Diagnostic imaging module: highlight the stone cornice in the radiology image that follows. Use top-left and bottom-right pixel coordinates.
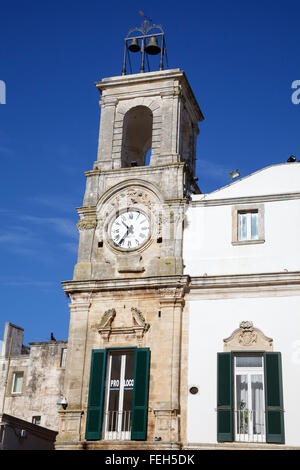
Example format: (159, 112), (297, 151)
(96, 69), (183, 88)
(95, 69), (204, 122)
(76, 206), (96, 216)
(62, 272), (300, 298)
(191, 191), (300, 207)
(61, 275), (190, 296)
(85, 162), (186, 178)
(189, 271), (300, 290)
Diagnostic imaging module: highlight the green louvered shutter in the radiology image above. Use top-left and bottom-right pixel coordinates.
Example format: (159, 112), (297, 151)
(131, 348), (150, 440)
(85, 349), (107, 440)
(217, 352), (234, 442)
(264, 352), (285, 444)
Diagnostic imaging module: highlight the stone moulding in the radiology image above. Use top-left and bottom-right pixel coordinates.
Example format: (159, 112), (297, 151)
(223, 321), (273, 352)
(97, 307), (150, 343)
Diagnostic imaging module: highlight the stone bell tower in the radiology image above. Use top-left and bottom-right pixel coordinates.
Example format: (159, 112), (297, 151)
(74, 69), (203, 281)
(56, 26), (204, 449)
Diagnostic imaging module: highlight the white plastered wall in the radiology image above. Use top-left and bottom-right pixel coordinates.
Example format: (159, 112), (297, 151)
(184, 198), (300, 276)
(186, 295), (300, 446)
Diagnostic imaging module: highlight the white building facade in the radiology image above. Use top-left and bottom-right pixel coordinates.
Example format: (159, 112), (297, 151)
(184, 163), (300, 448)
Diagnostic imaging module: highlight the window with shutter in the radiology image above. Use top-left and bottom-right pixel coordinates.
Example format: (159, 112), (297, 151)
(217, 351), (285, 445)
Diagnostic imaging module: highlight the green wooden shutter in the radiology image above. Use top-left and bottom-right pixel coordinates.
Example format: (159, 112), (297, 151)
(264, 352), (285, 444)
(131, 348), (150, 440)
(85, 349), (107, 440)
(217, 352), (234, 442)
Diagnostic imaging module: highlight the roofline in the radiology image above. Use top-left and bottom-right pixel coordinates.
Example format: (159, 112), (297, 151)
(200, 162), (300, 198)
(29, 340), (67, 346)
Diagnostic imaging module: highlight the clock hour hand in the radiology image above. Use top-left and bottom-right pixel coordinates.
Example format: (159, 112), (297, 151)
(119, 224), (134, 245)
(119, 229), (129, 245)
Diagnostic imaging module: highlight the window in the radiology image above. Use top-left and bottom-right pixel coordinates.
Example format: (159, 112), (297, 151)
(234, 354), (265, 443)
(232, 204), (265, 245)
(103, 350), (135, 440)
(60, 348), (67, 368)
(32, 416), (41, 426)
(217, 352), (285, 444)
(85, 348), (150, 441)
(238, 211), (258, 241)
(12, 372), (24, 394)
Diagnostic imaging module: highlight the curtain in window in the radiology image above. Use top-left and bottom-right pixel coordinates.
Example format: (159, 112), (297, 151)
(251, 374), (264, 435)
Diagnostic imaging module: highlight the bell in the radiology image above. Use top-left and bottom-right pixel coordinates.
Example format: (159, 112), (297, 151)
(128, 38), (141, 53)
(145, 36), (161, 55)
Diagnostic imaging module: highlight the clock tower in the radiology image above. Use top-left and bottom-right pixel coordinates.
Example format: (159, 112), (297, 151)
(56, 30), (204, 449)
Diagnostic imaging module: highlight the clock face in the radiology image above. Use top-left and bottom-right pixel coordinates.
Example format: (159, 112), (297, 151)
(110, 210), (150, 250)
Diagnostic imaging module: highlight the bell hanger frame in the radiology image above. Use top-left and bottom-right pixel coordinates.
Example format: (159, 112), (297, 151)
(122, 19), (169, 75)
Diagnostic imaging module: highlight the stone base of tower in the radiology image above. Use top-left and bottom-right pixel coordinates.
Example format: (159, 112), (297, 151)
(56, 407), (182, 450)
(55, 440), (182, 451)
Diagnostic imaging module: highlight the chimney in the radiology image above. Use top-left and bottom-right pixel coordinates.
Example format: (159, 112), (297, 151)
(1, 323), (24, 357)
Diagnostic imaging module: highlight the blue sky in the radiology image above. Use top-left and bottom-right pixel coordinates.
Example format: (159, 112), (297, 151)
(0, 0), (299, 345)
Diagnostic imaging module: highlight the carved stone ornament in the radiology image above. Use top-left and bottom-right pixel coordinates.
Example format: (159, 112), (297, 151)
(97, 307), (150, 343)
(98, 308), (116, 329)
(159, 287), (177, 297)
(105, 188), (155, 215)
(223, 321), (273, 352)
(77, 219), (97, 231)
(131, 307), (150, 331)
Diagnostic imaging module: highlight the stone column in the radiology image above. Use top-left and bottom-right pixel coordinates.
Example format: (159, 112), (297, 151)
(56, 295), (91, 443)
(73, 213), (97, 281)
(159, 90), (181, 163)
(152, 288), (184, 443)
(96, 97), (118, 169)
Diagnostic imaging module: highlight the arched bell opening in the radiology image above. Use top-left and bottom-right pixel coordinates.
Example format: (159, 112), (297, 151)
(121, 106), (153, 168)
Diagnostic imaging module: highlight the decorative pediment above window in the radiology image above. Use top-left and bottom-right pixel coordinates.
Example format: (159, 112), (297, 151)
(223, 321), (273, 352)
(97, 307), (150, 343)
